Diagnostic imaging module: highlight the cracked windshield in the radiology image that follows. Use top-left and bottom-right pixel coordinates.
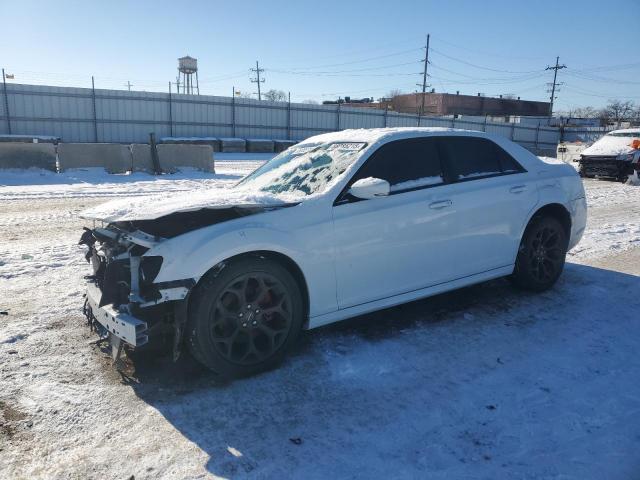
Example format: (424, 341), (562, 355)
(238, 142), (367, 195)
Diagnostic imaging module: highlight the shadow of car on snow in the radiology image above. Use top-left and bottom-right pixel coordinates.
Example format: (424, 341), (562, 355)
(116, 263), (640, 478)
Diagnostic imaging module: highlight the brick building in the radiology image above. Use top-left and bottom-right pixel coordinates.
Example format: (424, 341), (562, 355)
(384, 92), (550, 117)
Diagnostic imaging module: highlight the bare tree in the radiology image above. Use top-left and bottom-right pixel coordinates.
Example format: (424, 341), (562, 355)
(572, 106), (599, 118)
(263, 89), (287, 102)
(600, 99), (635, 125)
(236, 91), (253, 99)
(301, 99), (319, 104)
(385, 89), (403, 99)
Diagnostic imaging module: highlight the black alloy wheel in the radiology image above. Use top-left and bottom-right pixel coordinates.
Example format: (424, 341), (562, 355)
(187, 256), (304, 378)
(511, 216), (568, 291)
(210, 272), (293, 366)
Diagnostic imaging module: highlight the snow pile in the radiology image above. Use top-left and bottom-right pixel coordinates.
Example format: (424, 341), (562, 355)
(160, 136), (219, 141)
(626, 171), (640, 186)
(0, 134), (60, 142)
(569, 222), (640, 259)
(0, 159), (269, 201)
(581, 133), (638, 157)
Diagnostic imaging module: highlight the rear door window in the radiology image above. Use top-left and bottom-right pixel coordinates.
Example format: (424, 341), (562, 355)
(497, 148), (525, 174)
(439, 136), (523, 181)
(350, 137), (444, 194)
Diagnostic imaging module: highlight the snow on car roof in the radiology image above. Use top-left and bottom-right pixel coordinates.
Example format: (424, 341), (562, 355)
(609, 128), (640, 135)
(298, 127), (483, 147)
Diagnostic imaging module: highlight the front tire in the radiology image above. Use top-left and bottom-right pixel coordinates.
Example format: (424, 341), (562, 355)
(511, 216), (568, 292)
(186, 256), (304, 378)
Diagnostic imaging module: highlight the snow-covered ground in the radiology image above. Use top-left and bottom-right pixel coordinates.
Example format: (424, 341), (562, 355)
(1, 156), (640, 479)
(0, 154), (267, 200)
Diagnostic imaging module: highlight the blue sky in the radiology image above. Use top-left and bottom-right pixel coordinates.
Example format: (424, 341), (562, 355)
(1, 0), (638, 110)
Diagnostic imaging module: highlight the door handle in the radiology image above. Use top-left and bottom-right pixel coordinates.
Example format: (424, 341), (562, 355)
(509, 185), (527, 194)
(429, 200), (452, 209)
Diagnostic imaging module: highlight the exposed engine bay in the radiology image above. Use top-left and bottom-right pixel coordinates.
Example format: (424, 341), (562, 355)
(79, 206), (272, 360)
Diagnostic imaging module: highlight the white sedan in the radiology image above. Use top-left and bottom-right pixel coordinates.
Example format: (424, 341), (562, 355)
(80, 128), (587, 377)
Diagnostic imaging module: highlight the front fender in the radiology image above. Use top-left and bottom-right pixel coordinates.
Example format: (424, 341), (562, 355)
(149, 224), (305, 283)
(144, 205), (338, 318)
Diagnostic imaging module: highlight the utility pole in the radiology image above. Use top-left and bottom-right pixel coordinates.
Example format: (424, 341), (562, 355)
(125, 81), (133, 92)
(250, 60), (265, 100)
(175, 76), (181, 94)
(545, 56), (566, 121)
(417, 34), (430, 125)
(2, 68), (11, 134)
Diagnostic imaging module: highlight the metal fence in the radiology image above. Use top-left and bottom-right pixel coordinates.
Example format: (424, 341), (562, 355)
(0, 83), (608, 152)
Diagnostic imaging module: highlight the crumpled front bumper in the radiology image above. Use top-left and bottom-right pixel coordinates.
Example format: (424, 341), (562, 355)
(579, 157), (633, 178)
(84, 283), (148, 347)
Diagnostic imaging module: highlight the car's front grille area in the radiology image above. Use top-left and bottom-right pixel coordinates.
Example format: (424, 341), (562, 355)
(580, 157), (632, 178)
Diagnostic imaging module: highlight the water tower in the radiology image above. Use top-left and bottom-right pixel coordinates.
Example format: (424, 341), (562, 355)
(178, 55), (199, 95)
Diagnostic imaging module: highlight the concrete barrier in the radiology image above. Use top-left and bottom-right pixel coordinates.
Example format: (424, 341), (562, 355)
(157, 144), (214, 172)
(58, 143), (131, 173)
(131, 144), (153, 173)
(220, 138), (246, 153)
(0, 134), (60, 144)
(246, 138), (275, 153)
(0, 142), (57, 170)
(161, 137), (221, 152)
(274, 140), (297, 152)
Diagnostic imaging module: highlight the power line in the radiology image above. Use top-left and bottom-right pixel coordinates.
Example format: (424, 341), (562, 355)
(293, 82), (418, 98)
(429, 47), (543, 74)
(267, 60), (419, 75)
(279, 47), (422, 71)
(562, 84), (640, 99)
(277, 36), (425, 66)
(268, 70), (419, 78)
(428, 34), (548, 61)
(198, 70), (248, 83)
(428, 72), (547, 86)
(571, 61), (640, 74)
(428, 63), (547, 84)
(564, 71), (640, 86)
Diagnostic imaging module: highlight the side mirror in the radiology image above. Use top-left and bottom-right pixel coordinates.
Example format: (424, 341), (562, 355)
(348, 177), (390, 200)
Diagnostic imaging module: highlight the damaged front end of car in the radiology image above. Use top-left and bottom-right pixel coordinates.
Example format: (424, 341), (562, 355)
(79, 206), (274, 363)
(79, 223), (196, 362)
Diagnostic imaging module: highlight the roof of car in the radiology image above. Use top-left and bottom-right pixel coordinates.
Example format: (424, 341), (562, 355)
(299, 127), (486, 146)
(609, 128), (640, 134)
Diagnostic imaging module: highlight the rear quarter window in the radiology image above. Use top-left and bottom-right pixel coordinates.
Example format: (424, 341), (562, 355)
(439, 136), (524, 180)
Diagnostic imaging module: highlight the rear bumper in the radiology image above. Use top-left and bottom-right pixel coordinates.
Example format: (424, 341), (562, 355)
(84, 283), (149, 347)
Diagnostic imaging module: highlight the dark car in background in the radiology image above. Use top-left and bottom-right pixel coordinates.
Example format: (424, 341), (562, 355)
(578, 129), (640, 182)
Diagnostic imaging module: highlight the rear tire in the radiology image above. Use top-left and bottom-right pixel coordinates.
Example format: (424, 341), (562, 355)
(186, 256), (304, 378)
(511, 216), (568, 292)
